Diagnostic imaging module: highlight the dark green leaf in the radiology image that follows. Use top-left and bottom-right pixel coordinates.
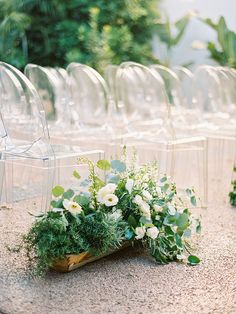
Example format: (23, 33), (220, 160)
(128, 215), (137, 228)
(188, 255), (200, 266)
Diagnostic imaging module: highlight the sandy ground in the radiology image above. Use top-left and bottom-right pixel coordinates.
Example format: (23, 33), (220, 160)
(0, 198), (236, 314)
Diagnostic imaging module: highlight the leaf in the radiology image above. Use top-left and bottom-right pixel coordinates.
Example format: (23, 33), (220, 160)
(74, 194), (90, 206)
(188, 255), (200, 266)
(160, 176), (167, 182)
(94, 176), (105, 189)
(63, 189), (74, 200)
(176, 213), (189, 230)
(172, 13), (191, 46)
(106, 174), (120, 184)
(128, 215), (137, 228)
(73, 170), (81, 180)
(125, 229), (134, 240)
(186, 188), (192, 196)
(140, 216), (152, 225)
(190, 196), (197, 207)
(111, 160), (126, 173)
(52, 185), (64, 197)
(97, 159), (111, 170)
(183, 229), (191, 238)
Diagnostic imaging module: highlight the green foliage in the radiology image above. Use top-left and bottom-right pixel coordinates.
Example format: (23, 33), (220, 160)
(0, 0), (160, 71)
(23, 156), (201, 276)
(154, 13), (192, 65)
(229, 166), (236, 206)
(201, 16), (236, 68)
(77, 212), (127, 256)
(24, 210), (126, 276)
(187, 255), (200, 266)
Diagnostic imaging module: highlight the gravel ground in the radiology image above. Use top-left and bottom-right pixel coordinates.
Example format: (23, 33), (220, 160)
(1, 199), (236, 314)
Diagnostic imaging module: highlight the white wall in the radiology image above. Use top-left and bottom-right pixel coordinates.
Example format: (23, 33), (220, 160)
(154, 0), (236, 67)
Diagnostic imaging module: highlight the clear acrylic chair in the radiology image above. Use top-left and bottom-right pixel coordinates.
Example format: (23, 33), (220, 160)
(192, 65), (236, 204)
(24, 64), (72, 130)
(0, 62), (103, 211)
(116, 62), (207, 207)
(64, 63), (119, 156)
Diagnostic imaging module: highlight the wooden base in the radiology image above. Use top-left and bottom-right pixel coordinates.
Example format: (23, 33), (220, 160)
(52, 242), (130, 272)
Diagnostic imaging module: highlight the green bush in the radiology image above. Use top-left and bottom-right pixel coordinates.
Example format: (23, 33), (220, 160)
(0, 0), (160, 71)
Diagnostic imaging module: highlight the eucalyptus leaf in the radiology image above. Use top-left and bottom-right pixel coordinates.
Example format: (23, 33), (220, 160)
(52, 185), (64, 197)
(111, 160), (126, 173)
(190, 196), (197, 207)
(188, 255), (200, 266)
(73, 170), (81, 180)
(63, 189), (74, 200)
(97, 159), (111, 170)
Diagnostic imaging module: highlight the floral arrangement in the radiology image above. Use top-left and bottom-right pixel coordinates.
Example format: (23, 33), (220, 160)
(24, 154), (201, 276)
(229, 166), (236, 206)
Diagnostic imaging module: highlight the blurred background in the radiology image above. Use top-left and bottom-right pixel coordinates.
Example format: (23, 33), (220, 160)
(0, 0), (236, 71)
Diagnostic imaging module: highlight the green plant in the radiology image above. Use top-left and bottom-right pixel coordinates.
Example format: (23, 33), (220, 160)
(154, 13), (192, 66)
(23, 154), (201, 276)
(200, 16), (236, 68)
(0, 0), (160, 71)
(229, 166), (236, 206)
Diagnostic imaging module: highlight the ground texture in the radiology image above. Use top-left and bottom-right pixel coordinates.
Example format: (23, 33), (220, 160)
(1, 200), (236, 314)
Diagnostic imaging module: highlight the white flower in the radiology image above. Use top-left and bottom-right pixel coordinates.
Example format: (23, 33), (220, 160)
(142, 190), (152, 201)
(146, 226), (159, 239)
(103, 193), (119, 207)
(191, 40), (207, 50)
(125, 179), (134, 194)
(153, 204), (162, 212)
(156, 186), (162, 195)
(168, 205), (176, 216)
(63, 199), (83, 215)
(140, 201), (151, 217)
(105, 183), (117, 193)
(133, 195), (143, 206)
(135, 226), (146, 240)
(97, 183), (117, 203)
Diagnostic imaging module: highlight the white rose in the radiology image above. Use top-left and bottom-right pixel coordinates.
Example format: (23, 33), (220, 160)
(142, 190), (152, 201)
(63, 199), (83, 215)
(135, 226), (146, 240)
(146, 226), (159, 239)
(125, 179), (134, 194)
(153, 204), (162, 212)
(103, 193), (119, 207)
(133, 195), (143, 206)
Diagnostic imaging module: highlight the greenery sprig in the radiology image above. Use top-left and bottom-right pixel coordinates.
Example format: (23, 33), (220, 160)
(229, 165), (236, 206)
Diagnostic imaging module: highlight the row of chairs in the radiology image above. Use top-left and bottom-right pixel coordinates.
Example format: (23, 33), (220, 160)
(1, 61), (235, 211)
